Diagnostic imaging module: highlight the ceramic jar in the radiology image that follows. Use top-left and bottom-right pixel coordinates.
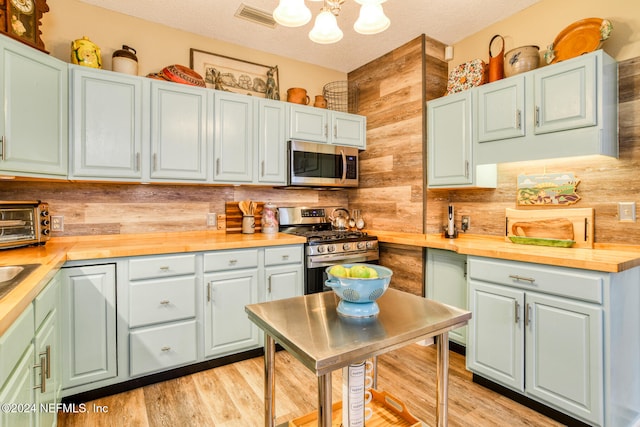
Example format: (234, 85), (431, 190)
(287, 87), (310, 105)
(112, 45), (138, 75)
(71, 36), (102, 69)
(313, 95), (327, 108)
(261, 202), (278, 234)
(504, 45), (540, 77)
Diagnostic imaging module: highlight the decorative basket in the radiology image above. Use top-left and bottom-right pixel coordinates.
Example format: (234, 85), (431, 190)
(323, 81), (359, 113)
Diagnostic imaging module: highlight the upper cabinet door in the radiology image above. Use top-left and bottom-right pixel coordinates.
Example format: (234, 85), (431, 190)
(213, 92), (254, 183)
(287, 104), (329, 143)
(0, 37), (68, 177)
(256, 98), (286, 185)
(427, 91), (473, 186)
(477, 75), (526, 142)
(331, 111), (366, 148)
(69, 66), (144, 180)
(150, 80), (209, 182)
(534, 53), (597, 135)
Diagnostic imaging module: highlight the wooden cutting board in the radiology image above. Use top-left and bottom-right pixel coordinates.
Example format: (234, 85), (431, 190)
(505, 208), (594, 248)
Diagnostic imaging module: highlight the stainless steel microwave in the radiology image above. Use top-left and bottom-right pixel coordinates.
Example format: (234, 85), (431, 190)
(287, 140), (358, 188)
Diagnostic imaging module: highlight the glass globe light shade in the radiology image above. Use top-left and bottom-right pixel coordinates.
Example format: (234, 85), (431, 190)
(309, 10), (344, 44)
(354, 2), (390, 35)
(273, 0), (312, 27)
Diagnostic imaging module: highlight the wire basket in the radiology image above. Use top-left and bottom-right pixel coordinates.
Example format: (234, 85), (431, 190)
(323, 81), (359, 113)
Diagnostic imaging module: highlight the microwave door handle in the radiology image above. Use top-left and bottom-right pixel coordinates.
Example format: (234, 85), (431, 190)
(340, 149), (347, 183)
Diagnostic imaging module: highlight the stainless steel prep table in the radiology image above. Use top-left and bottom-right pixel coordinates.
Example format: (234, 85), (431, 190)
(245, 288), (472, 427)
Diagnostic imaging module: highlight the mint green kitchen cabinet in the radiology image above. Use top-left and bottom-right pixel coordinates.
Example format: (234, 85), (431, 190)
(427, 91), (497, 188)
(264, 245), (304, 301)
(213, 91), (254, 183)
(60, 264), (117, 392)
(466, 256), (640, 426)
(203, 249), (260, 357)
(286, 104), (366, 149)
(475, 50), (617, 164)
(127, 254), (198, 377)
(69, 65), (144, 180)
(150, 80), (210, 182)
(0, 274), (61, 427)
(426, 249), (467, 345)
(0, 305), (35, 427)
(0, 35), (68, 178)
(256, 98), (287, 185)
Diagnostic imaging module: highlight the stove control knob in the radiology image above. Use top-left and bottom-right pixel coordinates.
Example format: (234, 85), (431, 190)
(357, 241), (366, 250)
(343, 243), (351, 251)
(366, 241), (376, 249)
(327, 244), (336, 253)
(316, 245), (326, 253)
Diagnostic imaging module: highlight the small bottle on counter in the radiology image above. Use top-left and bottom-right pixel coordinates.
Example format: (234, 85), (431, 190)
(261, 202), (278, 234)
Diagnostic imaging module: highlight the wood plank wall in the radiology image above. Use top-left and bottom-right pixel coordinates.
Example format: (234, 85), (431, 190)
(347, 35), (448, 296)
(0, 182), (347, 235)
(427, 56), (640, 244)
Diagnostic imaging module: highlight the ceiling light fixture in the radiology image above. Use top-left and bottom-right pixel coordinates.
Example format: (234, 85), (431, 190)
(273, 0), (390, 44)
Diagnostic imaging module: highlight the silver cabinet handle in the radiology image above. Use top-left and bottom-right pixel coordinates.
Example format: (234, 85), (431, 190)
(43, 345), (51, 379)
(324, 123), (328, 137)
(282, 254), (289, 261)
(135, 152), (141, 172)
(153, 153), (158, 171)
(514, 301), (520, 324)
(216, 158), (220, 175)
(465, 161), (469, 178)
(0, 135), (4, 161)
(33, 355), (46, 393)
(160, 300), (170, 305)
(159, 266), (170, 272)
(161, 346), (171, 352)
(516, 109), (522, 129)
(535, 106), (540, 127)
(268, 275), (272, 293)
(525, 303), (531, 326)
(509, 274), (535, 284)
(334, 124), (337, 139)
(229, 259), (237, 265)
(261, 160), (265, 177)
(207, 282), (214, 302)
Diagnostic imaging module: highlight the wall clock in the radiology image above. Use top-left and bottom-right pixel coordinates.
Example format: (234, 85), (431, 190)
(1, 0), (49, 52)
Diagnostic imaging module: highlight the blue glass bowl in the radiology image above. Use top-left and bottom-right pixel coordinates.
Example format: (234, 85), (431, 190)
(325, 264), (393, 317)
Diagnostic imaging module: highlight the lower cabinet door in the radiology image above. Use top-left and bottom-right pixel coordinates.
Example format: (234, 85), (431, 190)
(60, 264), (117, 389)
(525, 292), (603, 425)
(467, 280), (525, 392)
(34, 312), (59, 427)
(0, 345), (36, 427)
(204, 269), (260, 357)
(129, 320), (197, 377)
(265, 264), (303, 302)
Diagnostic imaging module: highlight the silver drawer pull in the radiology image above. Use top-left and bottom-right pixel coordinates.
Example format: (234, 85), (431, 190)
(161, 346), (171, 352)
(229, 259), (238, 265)
(282, 255), (289, 260)
(159, 266), (170, 272)
(508, 274), (535, 284)
(160, 300), (170, 305)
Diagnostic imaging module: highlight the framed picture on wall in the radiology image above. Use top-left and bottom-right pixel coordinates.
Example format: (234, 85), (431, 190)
(189, 48), (279, 99)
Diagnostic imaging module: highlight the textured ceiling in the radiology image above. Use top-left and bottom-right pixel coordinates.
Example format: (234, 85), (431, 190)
(79, 0), (540, 72)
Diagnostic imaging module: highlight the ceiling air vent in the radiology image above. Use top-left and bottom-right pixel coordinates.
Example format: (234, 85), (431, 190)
(235, 4), (277, 29)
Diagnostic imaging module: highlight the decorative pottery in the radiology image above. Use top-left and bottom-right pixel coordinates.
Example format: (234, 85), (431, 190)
(112, 45), (138, 76)
(446, 59), (486, 95)
(161, 64), (206, 87)
(71, 36), (102, 69)
(504, 45), (540, 77)
(488, 35), (505, 82)
(313, 95), (327, 108)
(287, 87), (310, 105)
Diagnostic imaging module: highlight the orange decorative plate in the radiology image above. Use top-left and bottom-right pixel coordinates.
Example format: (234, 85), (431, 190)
(544, 18), (612, 64)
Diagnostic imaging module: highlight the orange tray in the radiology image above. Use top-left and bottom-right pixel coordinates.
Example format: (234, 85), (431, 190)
(288, 389), (421, 427)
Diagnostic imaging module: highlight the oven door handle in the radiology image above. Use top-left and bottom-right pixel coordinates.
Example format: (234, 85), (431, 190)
(307, 252), (379, 269)
(340, 149), (347, 183)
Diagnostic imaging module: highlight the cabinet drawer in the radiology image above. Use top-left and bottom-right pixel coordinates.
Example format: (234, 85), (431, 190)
(129, 254), (196, 280)
(129, 320), (197, 377)
(468, 257), (603, 303)
(265, 245), (303, 266)
(0, 305), (34, 389)
(34, 276), (60, 327)
(129, 276), (196, 328)
(204, 249), (258, 272)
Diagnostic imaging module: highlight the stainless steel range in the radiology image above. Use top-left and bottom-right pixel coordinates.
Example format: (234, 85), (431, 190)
(278, 206), (379, 294)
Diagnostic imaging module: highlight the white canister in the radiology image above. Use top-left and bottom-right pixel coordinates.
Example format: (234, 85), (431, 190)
(112, 45), (138, 75)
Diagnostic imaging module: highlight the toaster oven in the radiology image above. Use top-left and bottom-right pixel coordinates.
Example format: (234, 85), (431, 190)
(0, 201), (51, 250)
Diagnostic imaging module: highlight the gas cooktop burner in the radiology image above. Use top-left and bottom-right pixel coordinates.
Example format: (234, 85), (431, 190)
(304, 230), (369, 243)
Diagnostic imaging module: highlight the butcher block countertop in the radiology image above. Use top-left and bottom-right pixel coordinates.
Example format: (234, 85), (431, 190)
(372, 230), (640, 273)
(0, 231), (306, 336)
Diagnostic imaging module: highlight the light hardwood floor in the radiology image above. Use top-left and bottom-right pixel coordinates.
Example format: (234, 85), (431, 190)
(58, 344), (564, 427)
